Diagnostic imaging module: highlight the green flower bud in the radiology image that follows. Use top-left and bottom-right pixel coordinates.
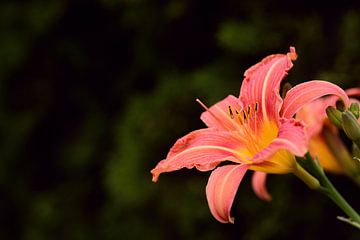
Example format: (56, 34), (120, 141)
(326, 106), (343, 129)
(349, 102), (360, 119)
(336, 100), (346, 112)
(342, 111), (360, 141)
(281, 82), (292, 99)
(352, 143), (360, 159)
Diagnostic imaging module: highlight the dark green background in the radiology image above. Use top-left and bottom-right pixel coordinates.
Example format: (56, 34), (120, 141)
(1, 1), (360, 239)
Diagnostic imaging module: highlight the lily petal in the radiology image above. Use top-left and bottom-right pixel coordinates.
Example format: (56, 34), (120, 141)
(206, 164), (248, 223)
(309, 134), (343, 173)
(200, 95), (243, 131)
(346, 88), (360, 97)
(296, 97), (337, 138)
(251, 118), (307, 173)
(251, 172), (272, 201)
(151, 128), (244, 182)
(239, 47), (296, 123)
(253, 118), (307, 161)
(281, 80), (350, 118)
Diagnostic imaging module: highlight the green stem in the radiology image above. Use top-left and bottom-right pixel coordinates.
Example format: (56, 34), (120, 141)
(297, 153), (360, 227)
(293, 163), (320, 189)
(317, 170), (360, 223)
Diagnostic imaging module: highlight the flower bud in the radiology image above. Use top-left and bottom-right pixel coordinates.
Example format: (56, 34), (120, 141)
(336, 100), (346, 112)
(342, 111), (360, 141)
(326, 106), (343, 129)
(352, 143), (360, 159)
(281, 82), (292, 98)
(349, 102), (359, 119)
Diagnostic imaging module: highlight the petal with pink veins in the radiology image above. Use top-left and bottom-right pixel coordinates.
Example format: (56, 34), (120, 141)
(199, 95), (243, 131)
(281, 80), (350, 118)
(251, 172), (272, 201)
(296, 97), (337, 138)
(346, 88), (360, 97)
(252, 118), (307, 164)
(239, 47), (297, 123)
(151, 128), (245, 182)
(206, 164), (248, 223)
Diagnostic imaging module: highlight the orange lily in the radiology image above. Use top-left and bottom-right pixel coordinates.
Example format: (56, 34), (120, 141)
(151, 47), (350, 223)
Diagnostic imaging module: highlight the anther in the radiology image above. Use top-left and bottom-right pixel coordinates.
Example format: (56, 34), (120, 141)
(235, 110), (243, 124)
(254, 102), (259, 112)
(247, 106), (252, 118)
(242, 110), (248, 123)
(228, 106), (234, 119)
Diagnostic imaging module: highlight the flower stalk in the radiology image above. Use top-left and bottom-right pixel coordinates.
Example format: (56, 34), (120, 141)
(297, 153), (360, 229)
(293, 163), (320, 189)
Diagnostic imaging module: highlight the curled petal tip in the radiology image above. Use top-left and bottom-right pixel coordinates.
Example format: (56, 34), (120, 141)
(252, 172), (272, 201)
(151, 169), (159, 182)
(289, 46), (297, 61)
(281, 80), (350, 118)
(206, 164), (248, 224)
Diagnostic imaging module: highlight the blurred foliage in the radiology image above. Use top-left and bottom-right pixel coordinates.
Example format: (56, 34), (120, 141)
(0, 0), (360, 239)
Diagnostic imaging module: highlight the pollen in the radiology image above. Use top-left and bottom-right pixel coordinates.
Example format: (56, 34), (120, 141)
(228, 106), (234, 119)
(247, 105), (251, 117)
(242, 110), (247, 122)
(228, 102), (259, 125)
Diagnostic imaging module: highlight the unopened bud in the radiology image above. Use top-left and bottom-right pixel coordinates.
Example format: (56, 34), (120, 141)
(326, 106), (343, 129)
(342, 111), (360, 141)
(336, 100), (346, 112)
(349, 102), (359, 119)
(353, 143), (360, 159)
(281, 83), (292, 98)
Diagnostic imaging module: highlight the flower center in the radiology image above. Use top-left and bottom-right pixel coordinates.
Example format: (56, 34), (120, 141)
(228, 103), (278, 162)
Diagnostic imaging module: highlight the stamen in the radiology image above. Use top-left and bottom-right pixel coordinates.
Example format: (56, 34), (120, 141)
(242, 110), (248, 123)
(254, 103), (258, 135)
(227, 103), (260, 127)
(228, 106), (234, 119)
(235, 110), (243, 125)
(247, 105), (252, 118)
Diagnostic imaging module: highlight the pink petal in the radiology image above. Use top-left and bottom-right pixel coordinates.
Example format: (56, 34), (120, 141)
(296, 87), (360, 137)
(206, 164), (248, 223)
(295, 97), (337, 138)
(252, 118), (307, 164)
(281, 80), (350, 118)
(251, 172), (272, 201)
(199, 95), (243, 131)
(346, 88), (360, 97)
(151, 128), (244, 182)
(239, 47), (296, 123)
